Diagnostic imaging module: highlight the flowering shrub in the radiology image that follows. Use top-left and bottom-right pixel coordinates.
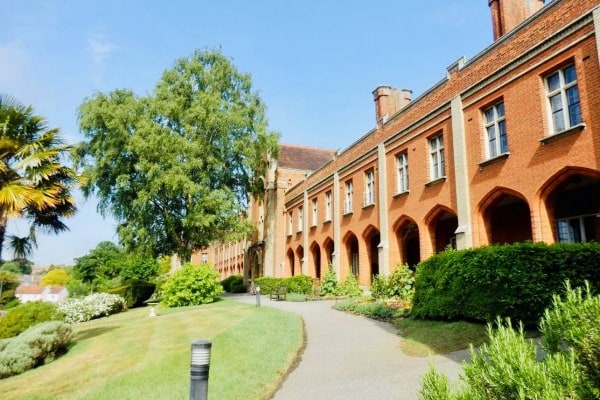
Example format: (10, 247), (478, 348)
(57, 293), (126, 323)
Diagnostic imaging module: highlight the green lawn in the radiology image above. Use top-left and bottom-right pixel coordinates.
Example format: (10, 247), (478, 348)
(395, 318), (488, 356)
(2, 298), (303, 400)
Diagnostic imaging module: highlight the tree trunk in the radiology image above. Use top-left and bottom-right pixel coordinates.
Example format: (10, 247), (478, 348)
(0, 212), (7, 262)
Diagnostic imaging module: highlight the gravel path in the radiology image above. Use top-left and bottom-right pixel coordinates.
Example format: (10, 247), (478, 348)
(231, 295), (469, 400)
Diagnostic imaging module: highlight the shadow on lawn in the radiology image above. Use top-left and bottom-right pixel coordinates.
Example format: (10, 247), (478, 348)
(75, 325), (120, 341)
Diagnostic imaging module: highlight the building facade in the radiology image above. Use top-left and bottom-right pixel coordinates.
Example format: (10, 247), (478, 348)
(202, 0), (600, 286)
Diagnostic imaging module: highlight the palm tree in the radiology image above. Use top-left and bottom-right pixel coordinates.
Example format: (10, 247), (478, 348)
(0, 94), (77, 261)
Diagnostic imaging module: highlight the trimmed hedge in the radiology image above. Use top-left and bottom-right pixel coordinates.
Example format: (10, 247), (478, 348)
(221, 275), (245, 293)
(107, 280), (156, 308)
(412, 242), (600, 325)
(254, 275), (313, 295)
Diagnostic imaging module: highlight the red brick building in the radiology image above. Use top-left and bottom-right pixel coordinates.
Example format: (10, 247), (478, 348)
(201, 0), (600, 286)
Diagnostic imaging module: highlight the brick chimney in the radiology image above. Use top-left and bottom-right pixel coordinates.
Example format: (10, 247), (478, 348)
(373, 86), (412, 124)
(488, 0), (544, 40)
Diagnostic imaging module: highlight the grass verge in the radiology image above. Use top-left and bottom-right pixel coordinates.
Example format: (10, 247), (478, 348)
(2, 298), (302, 400)
(395, 318), (488, 356)
(333, 297), (489, 356)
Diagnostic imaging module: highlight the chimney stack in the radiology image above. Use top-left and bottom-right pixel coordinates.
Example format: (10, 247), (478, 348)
(488, 0), (544, 40)
(373, 86), (412, 124)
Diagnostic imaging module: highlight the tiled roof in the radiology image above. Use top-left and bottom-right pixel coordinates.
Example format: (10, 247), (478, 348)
(278, 143), (335, 171)
(16, 284), (44, 295)
(15, 284), (66, 295)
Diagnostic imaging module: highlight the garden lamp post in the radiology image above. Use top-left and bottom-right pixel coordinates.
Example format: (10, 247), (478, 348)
(190, 339), (211, 400)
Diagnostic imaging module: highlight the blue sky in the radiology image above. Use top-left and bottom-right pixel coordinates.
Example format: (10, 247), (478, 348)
(0, 1), (493, 266)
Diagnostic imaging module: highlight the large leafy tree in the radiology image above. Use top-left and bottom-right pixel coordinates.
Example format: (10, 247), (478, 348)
(76, 49), (279, 260)
(0, 94), (77, 261)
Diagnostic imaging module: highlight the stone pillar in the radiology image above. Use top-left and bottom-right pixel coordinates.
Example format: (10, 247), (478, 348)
(377, 143), (390, 276)
(333, 171), (341, 278)
(302, 191), (309, 275)
(594, 8), (600, 68)
(451, 96), (473, 249)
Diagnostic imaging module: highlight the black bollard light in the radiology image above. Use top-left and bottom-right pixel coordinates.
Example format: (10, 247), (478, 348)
(255, 285), (261, 307)
(190, 339), (211, 400)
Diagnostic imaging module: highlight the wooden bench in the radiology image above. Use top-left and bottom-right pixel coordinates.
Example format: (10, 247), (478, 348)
(269, 286), (287, 301)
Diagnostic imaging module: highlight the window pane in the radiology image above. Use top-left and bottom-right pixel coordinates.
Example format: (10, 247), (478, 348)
(496, 102), (505, 118)
(547, 72), (560, 92)
(484, 108), (495, 123)
(566, 86), (581, 126)
(563, 65), (577, 84)
(498, 120), (508, 154)
(487, 126), (497, 157)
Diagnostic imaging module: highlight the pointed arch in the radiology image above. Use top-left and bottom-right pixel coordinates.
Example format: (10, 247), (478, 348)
(424, 204), (458, 253)
(392, 215), (421, 268)
(538, 167), (600, 243)
(478, 187), (532, 244)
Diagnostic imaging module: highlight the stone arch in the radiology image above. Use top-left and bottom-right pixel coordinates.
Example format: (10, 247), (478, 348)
(295, 245), (304, 276)
(285, 248), (294, 277)
(342, 231), (359, 279)
(393, 215), (421, 268)
(309, 241), (322, 279)
(478, 187), (533, 244)
(362, 224), (380, 280)
(323, 237), (334, 267)
(425, 205), (459, 253)
(538, 167), (600, 243)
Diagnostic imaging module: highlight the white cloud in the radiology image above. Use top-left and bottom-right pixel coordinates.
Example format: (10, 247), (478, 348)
(87, 35), (117, 85)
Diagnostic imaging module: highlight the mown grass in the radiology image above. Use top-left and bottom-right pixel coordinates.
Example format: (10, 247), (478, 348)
(334, 297), (489, 356)
(2, 298), (303, 400)
(395, 318), (488, 356)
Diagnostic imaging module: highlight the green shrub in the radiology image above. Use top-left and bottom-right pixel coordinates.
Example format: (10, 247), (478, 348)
(337, 273), (362, 297)
(541, 282), (600, 399)
(57, 293), (126, 323)
(221, 275), (246, 293)
(254, 275), (312, 295)
(412, 242), (600, 325)
(254, 277), (282, 295)
(0, 301), (64, 339)
(334, 298), (406, 320)
(319, 266), (338, 296)
(160, 263), (222, 307)
(0, 321), (72, 378)
(370, 274), (388, 299)
(419, 283), (600, 400)
(286, 275), (313, 295)
(371, 264), (415, 301)
(107, 280), (156, 308)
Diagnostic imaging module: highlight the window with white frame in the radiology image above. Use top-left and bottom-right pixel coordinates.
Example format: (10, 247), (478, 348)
(556, 215), (596, 243)
(364, 169), (375, 206)
(200, 253), (209, 264)
(546, 64), (582, 134)
(311, 198), (318, 226)
(288, 212), (293, 235)
(429, 134), (445, 180)
(396, 152), (409, 193)
(298, 206), (303, 232)
(483, 102), (508, 158)
(325, 191), (332, 221)
(344, 180), (353, 214)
